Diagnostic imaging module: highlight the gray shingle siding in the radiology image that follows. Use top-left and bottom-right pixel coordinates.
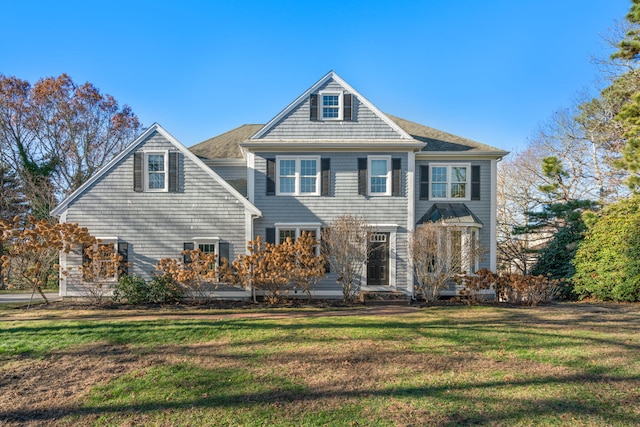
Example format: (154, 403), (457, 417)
(259, 80), (403, 140)
(253, 151), (410, 292)
(415, 159), (492, 271)
(62, 131), (249, 295)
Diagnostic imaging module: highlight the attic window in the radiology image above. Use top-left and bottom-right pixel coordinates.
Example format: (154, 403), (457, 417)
(310, 93), (353, 121)
(322, 94), (341, 119)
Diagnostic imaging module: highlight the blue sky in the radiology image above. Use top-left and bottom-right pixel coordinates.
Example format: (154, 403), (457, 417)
(0, 0), (631, 153)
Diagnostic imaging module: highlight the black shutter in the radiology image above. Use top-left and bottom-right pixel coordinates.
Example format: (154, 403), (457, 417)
(310, 94), (318, 121)
(321, 158), (331, 196)
(420, 165), (429, 200)
(168, 152), (179, 192)
(265, 228), (276, 244)
(392, 158), (402, 196)
(358, 158), (367, 195)
(321, 228), (330, 273)
(183, 242), (194, 264)
(133, 152), (143, 192)
(266, 158), (276, 195)
(82, 245), (90, 281)
(218, 241), (230, 266)
(471, 165), (481, 200)
(118, 242), (129, 276)
(343, 94), (352, 121)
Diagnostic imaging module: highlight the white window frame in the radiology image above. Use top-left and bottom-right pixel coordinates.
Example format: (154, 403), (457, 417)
(368, 155), (391, 196)
(191, 237), (220, 270)
(276, 156), (321, 196)
(429, 163), (471, 200)
(421, 226), (481, 275)
(83, 237), (120, 283)
(144, 151), (169, 192)
(319, 91), (343, 121)
(274, 223), (322, 255)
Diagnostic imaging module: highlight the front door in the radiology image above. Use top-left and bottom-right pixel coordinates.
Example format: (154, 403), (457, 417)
(367, 232), (389, 286)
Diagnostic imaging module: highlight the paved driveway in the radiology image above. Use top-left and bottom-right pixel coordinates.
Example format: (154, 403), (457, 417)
(0, 292), (61, 304)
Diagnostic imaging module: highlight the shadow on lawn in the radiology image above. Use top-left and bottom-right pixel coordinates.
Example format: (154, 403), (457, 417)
(1, 366), (639, 425)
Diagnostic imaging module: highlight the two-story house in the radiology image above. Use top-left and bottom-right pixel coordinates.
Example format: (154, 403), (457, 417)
(52, 71), (508, 299)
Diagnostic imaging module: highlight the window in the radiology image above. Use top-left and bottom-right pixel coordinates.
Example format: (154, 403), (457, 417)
(145, 152), (168, 191)
(425, 226), (480, 275)
(82, 239), (127, 282)
(275, 224), (321, 255)
(368, 156), (391, 196)
(320, 92), (342, 120)
(430, 164), (471, 200)
(184, 238), (220, 267)
(134, 151), (180, 193)
(310, 93), (353, 121)
(276, 156), (320, 195)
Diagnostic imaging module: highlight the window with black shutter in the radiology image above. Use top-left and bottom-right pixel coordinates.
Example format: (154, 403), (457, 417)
(358, 158), (367, 195)
(309, 94), (318, 121)
(265, 228), (276, 244)
(321, 158), (331, 196)
(392, 158), (402, 196)
(118, 242), (129, 276)
(420, 165), (429, 200)
(343, 94), (353, 121)
(266, 158), (276, 196)
(471, 165), (481, 200)
(183, 242), (194, 264)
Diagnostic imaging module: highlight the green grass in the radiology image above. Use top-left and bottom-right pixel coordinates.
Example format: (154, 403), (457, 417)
(1, 304), (639, 426)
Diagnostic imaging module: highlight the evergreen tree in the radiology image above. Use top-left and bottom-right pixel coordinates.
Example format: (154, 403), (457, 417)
(0, 162), (27, 221)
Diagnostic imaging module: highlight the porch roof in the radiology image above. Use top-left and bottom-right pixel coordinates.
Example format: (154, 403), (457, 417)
(417, 203), (483, 227)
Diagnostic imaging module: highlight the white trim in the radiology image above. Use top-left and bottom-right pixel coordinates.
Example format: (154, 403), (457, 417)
(490, 159), (498, 271)
(143, 150), (169, 192)
(275, 155), (321, 196)
(245, 211), (254, 254)
(246, 151), (255, 203)
(367, 155), (391, 196)
(368, 224), (398, 288)
(407, 151), (415, 295)
(429, 163), (471, 201)
(59, 252), (67, 296)
(241, 140), (424, 152)
(318, 90), (343, 121)
(274, 223), (322, 244)
(416, 151), (509, 160)
(51, 123), (262, 218)
(250, 71), (413, 140)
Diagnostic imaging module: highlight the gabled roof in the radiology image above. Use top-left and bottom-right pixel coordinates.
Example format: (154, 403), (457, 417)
(417, 203), (483, 227)
(250, 71), (413, 140)
(51, 123), (261, 217)
(387, 116), (508, 155)
(190, 115), (505, 159)
(190, 124), (262, 159)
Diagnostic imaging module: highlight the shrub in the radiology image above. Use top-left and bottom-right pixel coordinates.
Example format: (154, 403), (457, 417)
(572, 196), (640, 302)
(460, 269), (561, 306)
(113, 275), (182, 304)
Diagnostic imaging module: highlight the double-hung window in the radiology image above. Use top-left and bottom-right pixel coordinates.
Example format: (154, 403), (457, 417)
(320, 92), (342, 120)
(276, 156), (320, 195)
(275, 224), (321, 255)
(368, 156), (391, 196)
(82, 238), (127, 282)
(430, 164), (470, 200)
(145, 152), (168, 191)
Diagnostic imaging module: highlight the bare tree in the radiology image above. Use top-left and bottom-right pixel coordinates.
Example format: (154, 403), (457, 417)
(321, 215), (372, 302)
(409, 222), (484, 303)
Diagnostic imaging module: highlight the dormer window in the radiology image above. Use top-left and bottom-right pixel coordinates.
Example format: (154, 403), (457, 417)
(310, 92), (353, 121)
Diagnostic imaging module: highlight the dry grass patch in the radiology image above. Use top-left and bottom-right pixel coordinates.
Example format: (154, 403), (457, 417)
(0, 303), (639, 426)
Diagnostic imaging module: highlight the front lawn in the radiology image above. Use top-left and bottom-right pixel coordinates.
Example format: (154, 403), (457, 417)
(1, 303), (639, 426)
